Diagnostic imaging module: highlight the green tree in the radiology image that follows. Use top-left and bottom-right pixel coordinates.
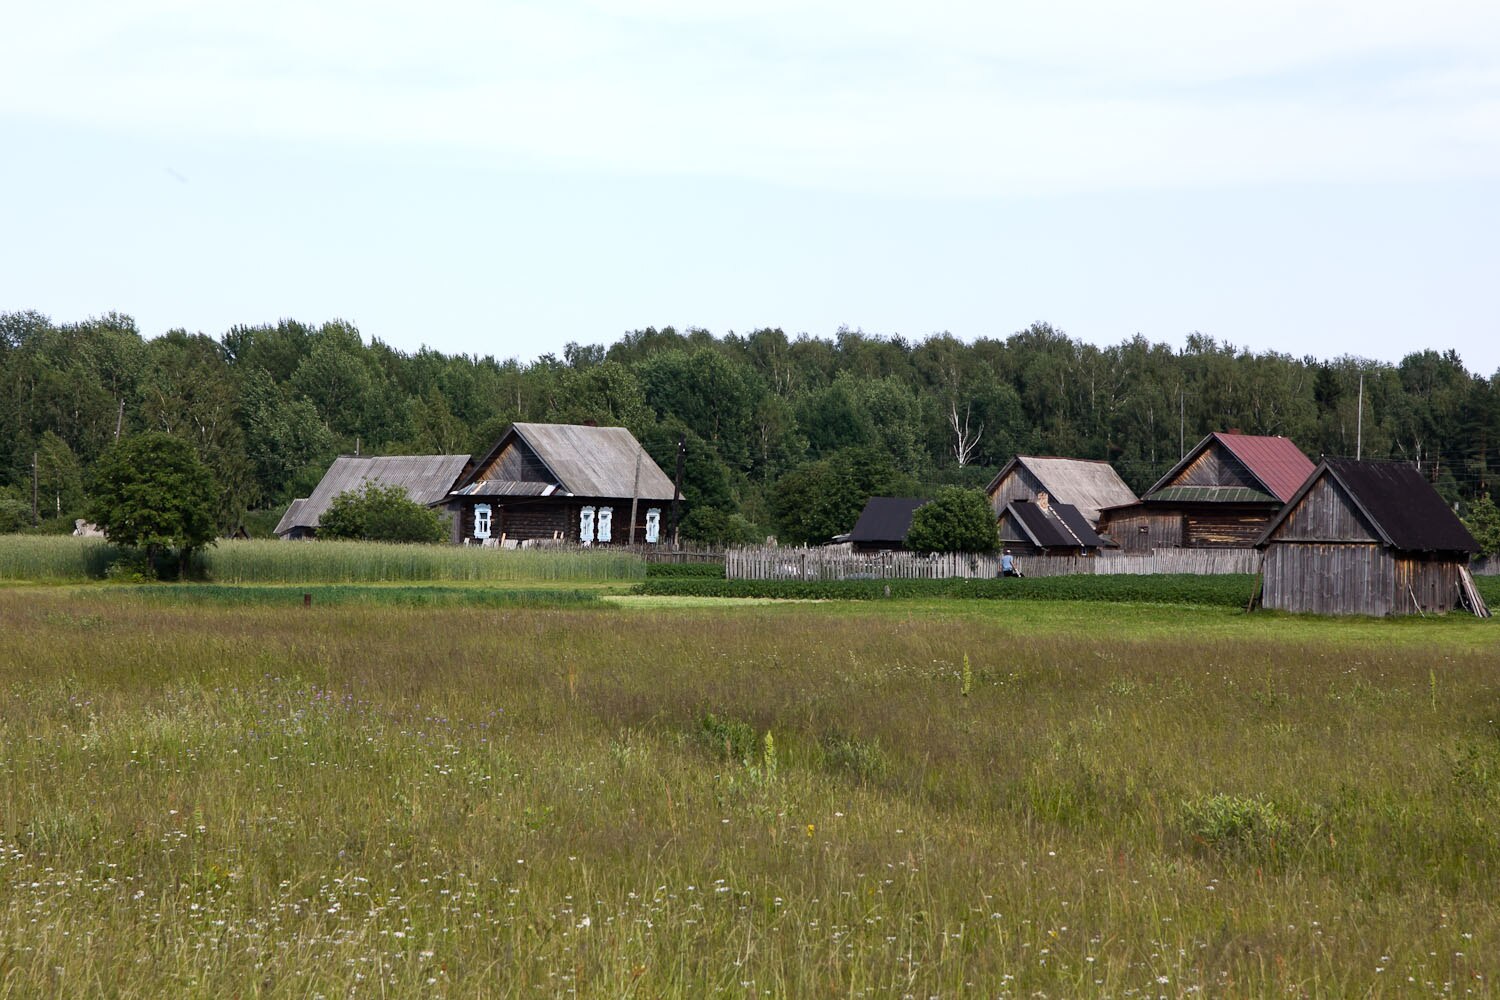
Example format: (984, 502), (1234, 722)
(1463, 494), (1500, 557)
(905, 487), (998, 553)
(770, 446), (914, 546)
(88, 432), (221, 573)
(317, 482), (446, 543)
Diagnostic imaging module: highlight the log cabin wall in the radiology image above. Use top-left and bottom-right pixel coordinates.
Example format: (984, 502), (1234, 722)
(1182, 507), (1276, 547)
(455, 498), (665, 545)
(1100, 509), (1183, 552)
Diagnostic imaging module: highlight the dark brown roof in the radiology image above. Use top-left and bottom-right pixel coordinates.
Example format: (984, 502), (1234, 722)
(1004, 499), (1105, 549)
(1258, 458), (1477, 553)
(849, 497), (929, 545)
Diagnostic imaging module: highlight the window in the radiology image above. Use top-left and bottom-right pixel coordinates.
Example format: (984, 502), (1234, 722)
(474, 504), (492, 540)
(579, 506), (596, 545)
(645, 508), (661, 544)
(597, 506), (613, 544)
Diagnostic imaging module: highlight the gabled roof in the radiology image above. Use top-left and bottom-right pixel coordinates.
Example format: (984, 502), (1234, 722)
(459, 422), (676, 501)
(849, 497), (929, 545)
(1003, 498), (1106, 550)
(275, 454), (472, 536)
(1147, 432), (1313, 504)
(1257, 458), (1478, 553)
(986, 456), (1137, 525)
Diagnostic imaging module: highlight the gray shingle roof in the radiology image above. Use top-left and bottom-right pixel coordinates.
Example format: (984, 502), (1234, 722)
(463, 423), (677, 500)
(987, 457), (1138, 525)
(274, 454), (471, 536)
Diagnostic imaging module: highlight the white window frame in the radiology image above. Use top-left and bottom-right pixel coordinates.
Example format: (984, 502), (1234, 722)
(474, 504), (492, 540)
(645, 508), (661, 544)
(579, 506), (596, 545)
(597, 506), (613, 544)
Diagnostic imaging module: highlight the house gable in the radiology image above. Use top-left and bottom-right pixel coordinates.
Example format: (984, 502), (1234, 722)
(1267, 472), (1380, 543)
(473, 435), (557, 487)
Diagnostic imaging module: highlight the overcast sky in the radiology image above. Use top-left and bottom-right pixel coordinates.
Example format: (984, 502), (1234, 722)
(4, 1), (1498, 373)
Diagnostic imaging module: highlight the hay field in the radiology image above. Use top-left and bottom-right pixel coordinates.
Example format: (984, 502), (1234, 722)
(1, 589), (1496, 997)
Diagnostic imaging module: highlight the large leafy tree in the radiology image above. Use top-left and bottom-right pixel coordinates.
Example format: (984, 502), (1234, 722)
(317, 482), (446, 544)
(905, 487), (998, 554)
(88, 432), (221, 572)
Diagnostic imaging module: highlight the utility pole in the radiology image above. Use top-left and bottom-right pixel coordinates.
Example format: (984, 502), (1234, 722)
(670, 433), (686, 548)
(1356, 373), (1364, 460)
(31, 452), (39, 527)
(1179, 389), (1185, 460)
(627, 445), (642, 545)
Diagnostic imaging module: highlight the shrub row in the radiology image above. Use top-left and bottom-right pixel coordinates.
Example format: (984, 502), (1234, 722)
(634, 574), (1261, 607)
(645, 560), (727, 579)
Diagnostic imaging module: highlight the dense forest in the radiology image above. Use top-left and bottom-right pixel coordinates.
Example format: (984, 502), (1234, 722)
(2, 309), (1496, 545)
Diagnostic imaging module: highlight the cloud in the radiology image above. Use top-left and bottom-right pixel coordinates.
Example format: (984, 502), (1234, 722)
(4, 0), (1499, 195)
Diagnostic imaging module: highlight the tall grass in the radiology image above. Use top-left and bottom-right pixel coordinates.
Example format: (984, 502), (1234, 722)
(0, 534), (121, 581)
(2, 591), (1497, 996)
(0, 535), (647, 583)
(206, 539), (648, 583)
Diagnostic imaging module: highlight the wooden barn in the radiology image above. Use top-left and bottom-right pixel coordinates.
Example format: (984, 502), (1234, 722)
(846, 497), (929, 551)
(986, 456), (1137, 528)
(1255, 458), (1485, 617)
(445, 422), (676, 546)
(997, 494), (1108, 557)
(1098, 431), (1313, 551)
(275, 454), (473, 540)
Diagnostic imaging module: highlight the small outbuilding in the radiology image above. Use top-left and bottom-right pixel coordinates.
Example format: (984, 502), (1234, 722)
(997, 494), (1108, 556)
(986, 456), (1137, 527)
(1255, 457), (1484, 617)
(847, 497), (930, 552)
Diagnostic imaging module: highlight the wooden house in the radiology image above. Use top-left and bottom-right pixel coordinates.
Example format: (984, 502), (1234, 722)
(445, 422), (676, 545)
(985, 456), (1137, 527)
(1098, 432), (1313, 550)
(1255, 458), (1483, 616)
(274, 454), (472, 540)
(847, 497), (929, 551)
(997, 494), (1108, 556)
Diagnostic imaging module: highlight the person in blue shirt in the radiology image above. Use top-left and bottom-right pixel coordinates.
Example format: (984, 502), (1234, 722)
(1001, 550), (1019, 577)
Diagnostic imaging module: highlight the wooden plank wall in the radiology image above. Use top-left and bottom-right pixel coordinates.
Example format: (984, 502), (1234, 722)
(725, 547), (1260, 580)
(1183, 511), (1273, 547)
(988, 465), (1045, 514)
(1262, 543), (1394, 616)
(1171, 445), (1258, 489)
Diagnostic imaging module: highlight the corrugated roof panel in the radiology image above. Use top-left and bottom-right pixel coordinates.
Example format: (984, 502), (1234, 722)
(281, 454), (471, 532)
(1323, 458), (1477, 552)
(1149, 485), (1278, 504)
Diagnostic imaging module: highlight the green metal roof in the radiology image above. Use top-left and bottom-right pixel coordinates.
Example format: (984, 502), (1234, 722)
(1146, 485), (1277, 504)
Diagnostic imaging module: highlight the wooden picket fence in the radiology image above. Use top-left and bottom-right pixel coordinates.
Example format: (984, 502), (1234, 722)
(725, 546), (1261, 581)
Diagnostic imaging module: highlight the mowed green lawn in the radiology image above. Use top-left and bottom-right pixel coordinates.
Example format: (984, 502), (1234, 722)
(2, 587), (1497, 997)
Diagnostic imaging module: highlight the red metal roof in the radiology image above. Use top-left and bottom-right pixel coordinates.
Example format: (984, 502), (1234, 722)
(1212, 433), (1314, 503)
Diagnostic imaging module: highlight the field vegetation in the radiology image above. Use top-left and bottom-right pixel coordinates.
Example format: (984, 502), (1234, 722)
(1, 587), (1497, 997)
(0, 536), (646, 585)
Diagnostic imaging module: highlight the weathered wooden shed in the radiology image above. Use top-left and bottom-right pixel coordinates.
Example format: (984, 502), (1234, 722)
(985, 456), (1137, 527)
(997, 495), (1108, 556)
(1098, 432), (1313, 551)
(446, 422), (677, 546)
(847, 497), (929, 551)
(275, 454), (473, 539)
(1255, 458), (1482, 616)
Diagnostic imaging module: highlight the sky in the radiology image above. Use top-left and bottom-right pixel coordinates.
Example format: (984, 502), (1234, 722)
(3, 1), (1499, 374)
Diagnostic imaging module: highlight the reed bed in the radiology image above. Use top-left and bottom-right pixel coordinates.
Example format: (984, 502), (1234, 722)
(1, 590), (1496, 997)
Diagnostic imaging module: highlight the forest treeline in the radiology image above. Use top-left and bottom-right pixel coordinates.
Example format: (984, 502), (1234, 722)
(2, 309), (1496, 545)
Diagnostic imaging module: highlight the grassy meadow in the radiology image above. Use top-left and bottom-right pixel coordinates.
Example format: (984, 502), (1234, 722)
(2, 583), (1498, 997)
